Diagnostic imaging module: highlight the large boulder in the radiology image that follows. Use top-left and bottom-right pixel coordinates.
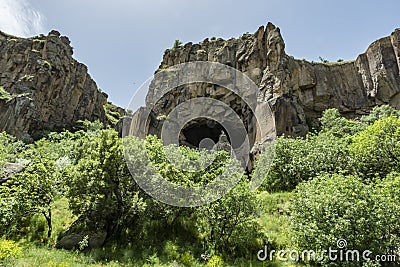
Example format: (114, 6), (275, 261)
(0, 162), (24, 184)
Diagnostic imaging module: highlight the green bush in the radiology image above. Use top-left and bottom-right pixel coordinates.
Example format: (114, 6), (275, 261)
(0, 240), (22, 261)
(180, 251), (196, 266)
(360, 104), (400, 125)
(207, 255), (224, 267)
(254, 132), (350, 192)
(319, 108), (361, 137)
(350, 116), (400, 179)
(196, 177), (262, 257)
(291, 173), (400, 265)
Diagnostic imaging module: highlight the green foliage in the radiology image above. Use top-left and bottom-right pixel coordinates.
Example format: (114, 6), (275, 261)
(67, 129), (146, 243)
(291, 173), (400, 265)
(319, 108), (361, 137)
(0, 157), (65, 239)
(319, 56), (329, 63)
(350, 116), (400, 179)
(104, 103), (123, 125)
(0, 86), (12, 101)
(197, 177), (261, 256)
(0, 132), (25, 168)
(172, 39), (183, 50)
(360, 104), (400, 125)
(74, 120), (104, 133)
(0, 240), (22, 261)
(180, 251), (196, 266)
(255, 132), (350, 192)
(207, 255), (224, 267)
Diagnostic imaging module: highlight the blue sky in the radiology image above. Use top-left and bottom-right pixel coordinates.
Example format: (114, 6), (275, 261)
(0, 0), (399, 109)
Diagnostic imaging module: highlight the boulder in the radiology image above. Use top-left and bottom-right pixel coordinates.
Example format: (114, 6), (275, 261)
(0, 162), (24, 184)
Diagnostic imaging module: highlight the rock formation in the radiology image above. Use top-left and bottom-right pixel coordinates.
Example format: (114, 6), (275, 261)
(129, 22), (400, 145)
(0, 30), (110, 141)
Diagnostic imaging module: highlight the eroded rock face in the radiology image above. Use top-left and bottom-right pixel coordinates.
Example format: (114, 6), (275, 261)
(137, 23), (400, 139)
(0, 30), (108, 140)
(0, 162), (24, 185)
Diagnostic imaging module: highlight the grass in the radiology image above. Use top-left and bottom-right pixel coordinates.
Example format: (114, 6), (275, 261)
(257, 192), (293, 249)
(2, 193), (302, 267)
(4, 245), (99, 267)
(20, 197), (77, 245)
(4, 244), (303, 267)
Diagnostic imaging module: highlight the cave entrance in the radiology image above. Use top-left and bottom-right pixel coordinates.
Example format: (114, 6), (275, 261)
(180, 118), (229, 149)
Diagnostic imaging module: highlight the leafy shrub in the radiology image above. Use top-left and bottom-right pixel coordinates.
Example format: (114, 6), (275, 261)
(291, 173), (400, 265)
(0, 132), (25, 167)
(360, 104), (400, 125)
(319, 108), (361, 137)
(172, 39), (182, 50)
(254, 132), (350, 192)
(207, 255), (224, 267)
(196, 177), (262, 257)
(350, 116), (400, 179)
(163, 240), (180, 261)
(0, 240), (22, 261)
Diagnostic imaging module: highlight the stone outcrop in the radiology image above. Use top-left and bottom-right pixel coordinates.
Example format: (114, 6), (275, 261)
(134, 22), (400, 141)
(0, 30), (109, 140)
(0, 162), (24, 185)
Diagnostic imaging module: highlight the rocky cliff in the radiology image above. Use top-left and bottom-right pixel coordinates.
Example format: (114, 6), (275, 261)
(0, 30), (110, 140)
(140, 22), (400, 139)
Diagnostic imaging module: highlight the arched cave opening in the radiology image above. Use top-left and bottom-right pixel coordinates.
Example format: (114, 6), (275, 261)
(179, 119), (230, 148)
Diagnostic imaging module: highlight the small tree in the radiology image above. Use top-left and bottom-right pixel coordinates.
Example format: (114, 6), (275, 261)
(350, 116), (400, 179)
(67, 129), (146, 243)
(0, 158), (63, 239)
(196, 177), (261, 256)
(172, 39), (182, 50)
(319, 56), (329, 63)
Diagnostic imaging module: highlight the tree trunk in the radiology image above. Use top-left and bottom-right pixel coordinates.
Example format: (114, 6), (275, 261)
(43, 209), (52, 239)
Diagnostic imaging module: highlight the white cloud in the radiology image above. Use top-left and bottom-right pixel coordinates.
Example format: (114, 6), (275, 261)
(0, 0), (44, 37)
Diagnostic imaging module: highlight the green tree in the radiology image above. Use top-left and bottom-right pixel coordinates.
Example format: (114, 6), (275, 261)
(0, 158), (64, 239)
(67, 129), (146, 244)
(254, 132), (350, 192)
(360, 105), (400, 125)
(319, 108), (361, 137)
(196, 177), (261, 256)
(290, 173), (398, 266)
(350, 116), (400, 179)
